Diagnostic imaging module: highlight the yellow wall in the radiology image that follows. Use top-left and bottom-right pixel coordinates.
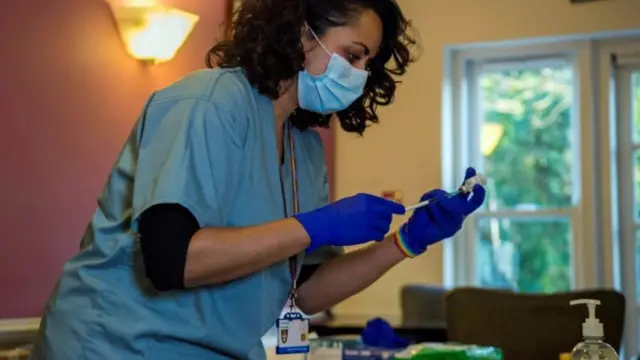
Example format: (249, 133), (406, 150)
(333, 0), (640, 318)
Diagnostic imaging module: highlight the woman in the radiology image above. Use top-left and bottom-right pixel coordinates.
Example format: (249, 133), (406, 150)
(31, 0), (485, 359)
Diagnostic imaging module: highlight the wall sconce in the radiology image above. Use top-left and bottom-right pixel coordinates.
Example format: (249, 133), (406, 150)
(109, 4), (199, 64)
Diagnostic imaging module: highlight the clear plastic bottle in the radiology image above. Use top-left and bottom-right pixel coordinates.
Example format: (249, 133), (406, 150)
(571, 339), (618, 360)
(569, 299), (619, 360)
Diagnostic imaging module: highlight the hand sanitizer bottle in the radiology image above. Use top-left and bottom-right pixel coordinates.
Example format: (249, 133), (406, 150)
(569, 299), (618, 360)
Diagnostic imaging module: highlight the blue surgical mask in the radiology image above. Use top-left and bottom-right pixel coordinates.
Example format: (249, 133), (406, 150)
(297, 28), (369, 115)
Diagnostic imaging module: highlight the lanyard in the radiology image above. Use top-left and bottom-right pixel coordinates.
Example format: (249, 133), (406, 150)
(281, 121), (300, 302)
(287, 121), (300, 216)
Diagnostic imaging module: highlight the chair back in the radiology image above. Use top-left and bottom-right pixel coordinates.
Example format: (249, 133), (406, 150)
(445, 287), (625, 360)
(400, 284), (447, 328)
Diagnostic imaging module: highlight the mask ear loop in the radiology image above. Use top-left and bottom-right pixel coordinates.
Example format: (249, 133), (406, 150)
(306, 23), (332, 56)
(306, 23), (371, 78)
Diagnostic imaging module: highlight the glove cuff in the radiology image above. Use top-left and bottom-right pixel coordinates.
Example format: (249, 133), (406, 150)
(393, 229), (420, 258)
(294, 212), (328, 252)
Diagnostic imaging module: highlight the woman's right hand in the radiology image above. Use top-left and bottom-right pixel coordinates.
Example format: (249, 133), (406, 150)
(294, 193), (405, 252)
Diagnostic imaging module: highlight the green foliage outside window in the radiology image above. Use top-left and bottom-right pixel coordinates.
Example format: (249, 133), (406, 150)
(476, 66), (574, 293)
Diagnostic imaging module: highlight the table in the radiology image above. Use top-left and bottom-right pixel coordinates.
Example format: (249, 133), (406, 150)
(0, 318), (39, 351)
(310, 314), (448, 343)
(0, 348), (30, 360)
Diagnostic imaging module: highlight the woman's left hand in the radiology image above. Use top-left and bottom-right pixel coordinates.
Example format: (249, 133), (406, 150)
(393, 167), (486, 258)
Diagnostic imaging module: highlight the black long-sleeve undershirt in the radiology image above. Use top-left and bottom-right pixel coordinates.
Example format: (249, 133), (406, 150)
(137, 204), (318, 291)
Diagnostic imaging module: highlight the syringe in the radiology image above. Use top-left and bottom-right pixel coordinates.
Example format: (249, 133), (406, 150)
(404, 174), (487, 212)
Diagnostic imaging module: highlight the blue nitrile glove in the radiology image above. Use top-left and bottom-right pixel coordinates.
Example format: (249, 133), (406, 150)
(361, 317), (410, 349)
(295, 193), (405, 253)
(394, 167), (486, 257)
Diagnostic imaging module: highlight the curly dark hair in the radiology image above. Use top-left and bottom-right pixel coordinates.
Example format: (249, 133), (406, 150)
(206, 0), (417, 135)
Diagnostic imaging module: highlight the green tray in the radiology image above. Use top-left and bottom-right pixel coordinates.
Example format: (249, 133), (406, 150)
(393, 343), (503, 360)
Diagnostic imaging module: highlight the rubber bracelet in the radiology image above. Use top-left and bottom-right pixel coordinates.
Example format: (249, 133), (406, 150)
(393, 230), (418, 258)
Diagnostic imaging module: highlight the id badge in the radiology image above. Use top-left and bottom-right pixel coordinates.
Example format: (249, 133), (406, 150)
(275, 311), (310, 355)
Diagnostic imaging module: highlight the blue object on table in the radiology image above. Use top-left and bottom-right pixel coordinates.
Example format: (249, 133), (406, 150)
(360, 317), (410, 349)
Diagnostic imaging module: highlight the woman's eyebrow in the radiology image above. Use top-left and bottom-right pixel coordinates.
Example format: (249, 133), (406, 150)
(351, 41), (371, 56)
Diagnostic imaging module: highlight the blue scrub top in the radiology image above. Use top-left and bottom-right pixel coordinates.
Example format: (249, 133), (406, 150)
(31, 68), (342, 360)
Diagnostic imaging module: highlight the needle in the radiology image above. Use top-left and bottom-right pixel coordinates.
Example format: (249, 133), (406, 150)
(404, 190), (459, 212)
(404, 174), (487, 212)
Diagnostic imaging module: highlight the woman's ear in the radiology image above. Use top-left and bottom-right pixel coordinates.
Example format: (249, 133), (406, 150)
(301, 22), (312, 37)
(300, 24), (314, 51)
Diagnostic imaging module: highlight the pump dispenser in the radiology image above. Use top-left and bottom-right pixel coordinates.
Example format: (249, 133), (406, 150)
(569, 299), (618, 360)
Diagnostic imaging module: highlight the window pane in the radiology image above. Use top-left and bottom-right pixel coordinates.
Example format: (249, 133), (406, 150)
(636, 227), (640, 299)
(634, 72), (640, 220)
(635, 151), (640, 220)
(476, 217), (572, 293)
(478, 65), (575, 210)
(632, 71), (640, 142)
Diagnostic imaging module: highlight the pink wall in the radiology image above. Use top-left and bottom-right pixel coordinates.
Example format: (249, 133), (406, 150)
(0, 0), (227, 319)
(0, 0), (333, 319)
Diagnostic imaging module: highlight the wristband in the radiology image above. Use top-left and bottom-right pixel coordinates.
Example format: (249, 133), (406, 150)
(393, 230), (419, 258)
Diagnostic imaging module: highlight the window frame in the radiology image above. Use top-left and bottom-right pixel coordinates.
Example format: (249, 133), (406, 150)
(596, 38), (640, 358)
(443, 40), (598, 290)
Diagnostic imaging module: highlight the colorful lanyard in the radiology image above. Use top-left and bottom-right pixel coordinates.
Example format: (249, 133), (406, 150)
(282, 121), (300, 304)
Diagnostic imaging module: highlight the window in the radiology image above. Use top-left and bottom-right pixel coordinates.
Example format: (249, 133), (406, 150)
(632, 70), (640, 294)
(635, 70), (640, 284)
(617, 64), (640, 298)
(474, 63), (577, 292)
(443, 41), (597, 293)
(610, 44), (640, 357)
